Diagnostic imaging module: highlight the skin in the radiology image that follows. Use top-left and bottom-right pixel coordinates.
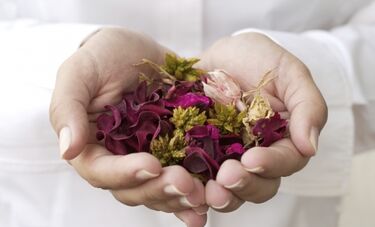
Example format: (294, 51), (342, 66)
(49, 28), (207, 227)
(197, 33), (327, 212)
(49, 28), (327, 227)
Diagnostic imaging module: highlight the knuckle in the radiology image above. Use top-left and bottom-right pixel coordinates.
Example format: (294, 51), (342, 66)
(142, 188), (160, 202)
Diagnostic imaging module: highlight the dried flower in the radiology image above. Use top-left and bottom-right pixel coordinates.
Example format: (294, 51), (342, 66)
(218, 143), (246, 163)
(150, 131), (187, 166)
(165, 80), (204, 100)
(183, 146), (220, 182)
(170, 106), (207, 132)
(252, 112), (287, 146)
(162, 53), (205, 81)
(98, 54), (288, 183)
(207, 103), (246, 135)
(137, 53), (205, 83)
(225, 143), (245, 155)
(164, 92), (212, 109)
(96, 82), (172, 155)
(245, 94), (274, 125)
(185, 125), (222, 165)
(241, 69), (278, 146)
(203, 70), (244, 109)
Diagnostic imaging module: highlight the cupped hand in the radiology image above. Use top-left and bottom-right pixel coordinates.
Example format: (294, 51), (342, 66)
(197, 32), (327, 212)
(49, 28), (207, 227)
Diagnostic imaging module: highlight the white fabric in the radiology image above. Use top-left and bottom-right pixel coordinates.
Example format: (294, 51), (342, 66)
(0, 0), (375, 226)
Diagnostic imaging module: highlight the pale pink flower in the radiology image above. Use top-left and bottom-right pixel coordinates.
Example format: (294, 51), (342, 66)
(203, 70), (245, 109)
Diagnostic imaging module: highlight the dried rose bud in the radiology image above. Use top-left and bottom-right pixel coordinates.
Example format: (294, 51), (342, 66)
(203, 70), (245, 110)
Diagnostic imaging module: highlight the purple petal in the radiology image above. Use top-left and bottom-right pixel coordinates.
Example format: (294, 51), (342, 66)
(164, 93), (212, 109)
(225, 143), (245, 155)
(183, 146), (220, 180)
(186, 125), (223, 161)
(252, 112), (288, 147)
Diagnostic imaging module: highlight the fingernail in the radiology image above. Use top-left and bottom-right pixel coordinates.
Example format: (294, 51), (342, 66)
(211, 200), (230, 210)
(135, 170), (159, 181)
(309, 127), (319, 155)
(59, 127), (71, 159)
(224, 178), (244, 189)
(163, 185), (188, 196)
(245, 166), (264, 173)
(180, 197), (199, 208)
(193, 206), (208, 215)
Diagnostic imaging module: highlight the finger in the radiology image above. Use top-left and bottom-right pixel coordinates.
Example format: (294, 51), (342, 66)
(111, 165), (195, 206)
(145, 177), (207, 213)
(216, 159), (280, 203)
(241, 138), (309, 178)
(145, 201), (208, 214)
(205, 180), (244, 213)
(70, 144), (162, 189)
(174, 210), (207, 227)
(192, 205), (209, 216)
(276, 59), (328, 156)
(50, 50), (98, 160)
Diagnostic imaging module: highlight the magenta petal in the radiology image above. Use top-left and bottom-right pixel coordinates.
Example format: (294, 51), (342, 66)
(225, 143), (245, 155)
(252, 112), (288, 147)
(186, 125), (223, 161)
(105, 105), (122, 128)
(96, 114), (114, 141)
(96, 81), (173, 155)
(139, 104), (172, 116)
(183, 146), (220, 180)
(164, 93), (212, 109)
(105, 137), (128, 155)
(186, 125), (219, 140)
(165, 81), (204, 99)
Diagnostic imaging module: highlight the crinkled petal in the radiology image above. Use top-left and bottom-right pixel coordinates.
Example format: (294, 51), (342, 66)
(252, 112), (288, 146)
(183, 146), (220, 180)
(164, 93), (212, 109)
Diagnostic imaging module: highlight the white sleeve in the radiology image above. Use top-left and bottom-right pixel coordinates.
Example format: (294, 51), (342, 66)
(0, 20), (100, 89)
(234, 2), (375, 196)
(0, 21), (99, 162)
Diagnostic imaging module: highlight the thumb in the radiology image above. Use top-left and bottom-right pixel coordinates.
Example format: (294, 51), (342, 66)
(281, 64), (328, 157)
(49, 52), (97, 160)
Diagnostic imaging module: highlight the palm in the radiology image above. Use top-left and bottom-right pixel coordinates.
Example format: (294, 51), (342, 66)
(199, 33), (307, 113)
(77, 29), (169, 114)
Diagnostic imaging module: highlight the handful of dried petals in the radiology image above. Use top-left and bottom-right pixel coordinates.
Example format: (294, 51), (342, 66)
(96, 53), (288, 182)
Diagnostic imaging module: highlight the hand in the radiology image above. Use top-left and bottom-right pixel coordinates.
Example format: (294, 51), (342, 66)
(49, 28), (207, 227)
(197, 33), (327, 212)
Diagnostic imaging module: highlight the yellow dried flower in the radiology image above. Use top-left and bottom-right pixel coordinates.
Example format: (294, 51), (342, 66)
(135, 53), (205, 83)
(150, 131), (187, 166)
(207, 103), (246, 135)
(170, 106), (207, 132)
(245, 94), (274, 125)
(162, 53), (205, 81)
(241, 68), (277, 146)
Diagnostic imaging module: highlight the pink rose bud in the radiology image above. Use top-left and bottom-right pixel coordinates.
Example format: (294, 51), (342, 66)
(203, 70), (244, 109)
